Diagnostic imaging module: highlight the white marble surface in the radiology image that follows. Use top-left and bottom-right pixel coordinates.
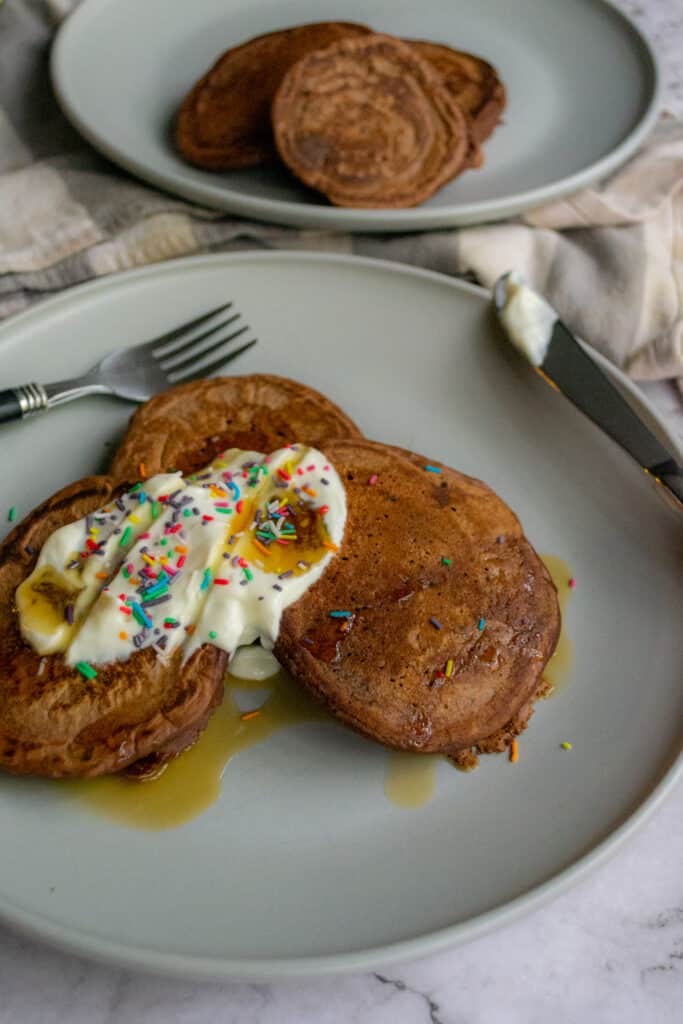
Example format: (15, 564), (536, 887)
(1, 1), (682, 1021)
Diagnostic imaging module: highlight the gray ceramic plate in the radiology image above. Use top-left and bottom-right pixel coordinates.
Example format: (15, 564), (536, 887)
(0, 253), (680, 979)
(50, 0), (660, 231)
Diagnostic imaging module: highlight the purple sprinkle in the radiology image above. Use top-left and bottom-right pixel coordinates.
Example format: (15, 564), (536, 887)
(115, 499), (125, 512)
(258, 596), (264, 601)
(85, 513), (93, 532)
(320, 478), (329, 486)
(496, 535), (505, 544)
(192, 508), (200, 516)
(154, 628), (161, 636)
(66, 559), (79, 570)
(279, 570), (293, 579)
(297, 560), (309, 570)
(113, 528), (121, 535)
(24, 544), (35, 555)
(157, 635), (168, 649)
(273, 584), (283, 592)
(430, 616), (442, 630)
(65, 604), (75, 624)
(133, 632), (146, 648)
(239, 579), (248, 586)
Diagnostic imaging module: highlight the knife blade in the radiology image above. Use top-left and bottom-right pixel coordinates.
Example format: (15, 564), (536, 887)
(493, 272), (683, 508)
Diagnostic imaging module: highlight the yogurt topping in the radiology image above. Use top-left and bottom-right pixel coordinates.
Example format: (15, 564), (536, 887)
(17, 446), (346, 668)
(494, 271), (558, 367)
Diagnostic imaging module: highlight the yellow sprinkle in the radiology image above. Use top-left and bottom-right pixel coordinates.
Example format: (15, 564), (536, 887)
(89, 527), (100, 536)
(561, 741), (573, 751)
(159, 556), (169, 565)
(119, 631), (128, 641)
(141, 553), (156, 566)
(129, 514), (140, 524)
(509, 739), (519, 763)
(240, 710), (261, 722)
(446, 659), (454, 677)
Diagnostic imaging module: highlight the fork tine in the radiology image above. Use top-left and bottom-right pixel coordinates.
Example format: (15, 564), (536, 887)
(168, 337), (258, 384)
(145, 303), (233, 356)
(158, 315), (243, 370)
(161, 324), (249, 374)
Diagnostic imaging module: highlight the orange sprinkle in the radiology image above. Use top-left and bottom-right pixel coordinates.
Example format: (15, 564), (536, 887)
(323, 540), (339, 552)
(95, 572), (108, 580)
(118, 631), (128, 641)
(509, 739), (519, 763)
(185, 624), (196, 635)
(174, 545), (188, 554)
(252, 538), (271, 557)
(240, 710), (261, 722)
(139, 463), (147, 479)
(129, 577), (141, 585)
(302, 486), (317, 498)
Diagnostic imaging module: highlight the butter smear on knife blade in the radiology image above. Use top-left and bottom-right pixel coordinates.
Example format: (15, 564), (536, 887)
(494, 271), (558, 366)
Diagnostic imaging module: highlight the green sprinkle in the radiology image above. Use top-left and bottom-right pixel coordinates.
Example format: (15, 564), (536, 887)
(142, 583), (168, 602)
(216, 507), (233, 514)
(160, 538), (168, 546)
(208, 630), (218, 640)
(561, 741), (573, 751)
(119, 526), (132, 548)
(122, 565), (130, 579)
(131, 603), (152, 628)
(261, 465), (269, 475)
(164, 617), (178, 626)
(75, 661), (97, 680)
(151, 500), (161, 520)
(424, 465), (442, 474)
(477, 618), (486, 631)
(441, 557), (452, 566)
(7, 506), (17, 523)
(129, 483), (142, 493)
(183, 508), (192, 517)
(200, 568), (212, 591)
(243, 568), (253, 581)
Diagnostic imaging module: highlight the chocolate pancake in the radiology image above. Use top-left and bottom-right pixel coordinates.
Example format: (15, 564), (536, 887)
(410, 41), (506, 147)
(272, 34), (470, 208)
(109, 374), (363, 484)
(0, 478), (227, 778)
(176, 22), (370, 169)
(274, 440), (560, 753)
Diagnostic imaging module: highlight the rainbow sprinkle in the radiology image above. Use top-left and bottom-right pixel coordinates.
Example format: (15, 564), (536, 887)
(424, 465), (441, 474)
(561, 741), (573, 751)
(477, 618), (486, 631)
(7, 506), (17, 522)
(329, 610), (352, 618)
(441, 557), (452, 566)
(430, 616), (442, 630)
(75, 661), (97, 680)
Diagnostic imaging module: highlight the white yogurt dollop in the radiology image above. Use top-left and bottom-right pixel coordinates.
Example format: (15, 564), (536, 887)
(18, 446), (346, 668)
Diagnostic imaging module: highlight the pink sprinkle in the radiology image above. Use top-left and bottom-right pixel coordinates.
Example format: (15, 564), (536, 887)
(368, 474), (378, 485)
(306, 464), (315, 471)
(139, 532), (150, 539)
(164, 564), (177, 576)
(569, 577), (576, 589)
(214, 501), (229, 507)
(126, 563), (134, 574)
(323, 465), (330, 471)
(297, 468), (304, 476)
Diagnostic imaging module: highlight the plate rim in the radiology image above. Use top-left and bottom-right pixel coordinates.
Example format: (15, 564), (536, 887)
(0, 250), (680, 980)
(49, 0), (662, 232)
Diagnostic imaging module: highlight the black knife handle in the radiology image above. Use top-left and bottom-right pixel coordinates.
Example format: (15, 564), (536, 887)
(657, 469), (683, 508)
(0, 389), (23, 424)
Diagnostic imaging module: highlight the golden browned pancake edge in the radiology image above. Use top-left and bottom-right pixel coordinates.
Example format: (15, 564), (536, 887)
(274, 439), (560, 753)
(109, 374), (364, 484)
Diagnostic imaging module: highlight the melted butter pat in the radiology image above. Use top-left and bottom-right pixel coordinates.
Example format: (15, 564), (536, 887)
(15, 564), (82, 652)
(63, 666), (327, 830)
(540, 554), (574, 692)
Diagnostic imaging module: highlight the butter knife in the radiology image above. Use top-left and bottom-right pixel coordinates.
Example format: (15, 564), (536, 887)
(493, 272), (683, 508)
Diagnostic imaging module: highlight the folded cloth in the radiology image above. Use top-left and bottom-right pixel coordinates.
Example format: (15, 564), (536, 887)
(1, 0), (681, 394)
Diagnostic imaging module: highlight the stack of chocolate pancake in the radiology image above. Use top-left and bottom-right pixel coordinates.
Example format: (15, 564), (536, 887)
(0, 376), (559, 779)
(176, 23), (506, 208)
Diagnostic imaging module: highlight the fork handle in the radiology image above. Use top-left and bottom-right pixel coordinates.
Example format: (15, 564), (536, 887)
(0, 384), (48, 422)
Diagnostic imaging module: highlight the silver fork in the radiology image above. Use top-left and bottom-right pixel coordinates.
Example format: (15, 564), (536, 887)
(0, 303), (257, 424)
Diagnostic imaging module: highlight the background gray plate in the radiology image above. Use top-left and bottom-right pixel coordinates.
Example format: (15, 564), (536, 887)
(0, 253), (680, 979)
(50, 0), (660, 231)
